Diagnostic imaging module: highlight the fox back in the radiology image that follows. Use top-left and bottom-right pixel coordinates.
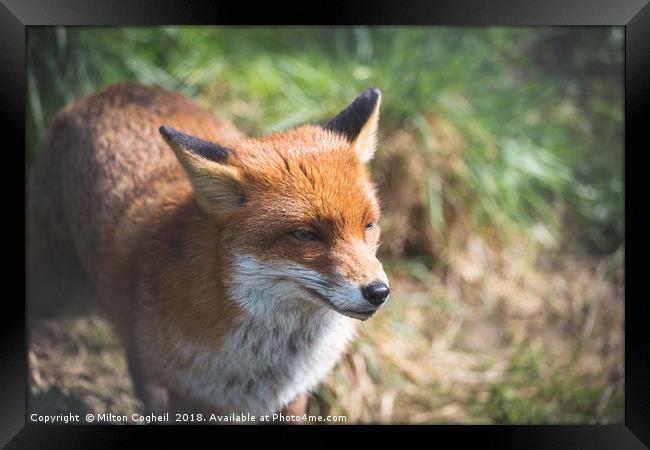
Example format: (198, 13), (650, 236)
(28, 82), (390, 416)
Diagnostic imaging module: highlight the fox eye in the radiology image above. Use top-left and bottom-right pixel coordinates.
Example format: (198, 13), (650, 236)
(292, 229), (320, 241)
(365, 223), (375, 230)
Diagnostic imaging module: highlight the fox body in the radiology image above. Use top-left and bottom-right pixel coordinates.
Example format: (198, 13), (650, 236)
(28, 82), (389, 416)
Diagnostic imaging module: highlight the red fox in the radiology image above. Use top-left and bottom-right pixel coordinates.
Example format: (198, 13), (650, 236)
(27, 82), (390, 419)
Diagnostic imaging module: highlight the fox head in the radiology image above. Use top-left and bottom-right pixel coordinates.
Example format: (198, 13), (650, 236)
(160, 88), (389, 320)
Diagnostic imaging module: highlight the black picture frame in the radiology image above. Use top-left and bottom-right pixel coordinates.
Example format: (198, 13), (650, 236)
(5, 0), (649, 447)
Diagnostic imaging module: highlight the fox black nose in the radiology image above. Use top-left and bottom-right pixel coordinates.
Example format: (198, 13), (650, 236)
(361, 282), (390, 306)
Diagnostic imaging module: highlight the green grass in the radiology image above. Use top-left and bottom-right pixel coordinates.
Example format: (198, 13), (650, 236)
(480, 344), (623, 423)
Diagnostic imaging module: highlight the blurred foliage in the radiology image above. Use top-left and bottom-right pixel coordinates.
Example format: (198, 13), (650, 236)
(479, 341), (623, 423)
(26, 26), (623, 258)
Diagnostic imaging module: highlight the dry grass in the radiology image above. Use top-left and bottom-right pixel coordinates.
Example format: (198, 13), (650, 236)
(29, 317), (139, 417)
(315, 239), (623, 424)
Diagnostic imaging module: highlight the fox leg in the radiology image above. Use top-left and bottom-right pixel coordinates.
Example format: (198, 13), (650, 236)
(126, 351), (169, 416)
(168, 392), (308, 424)
(27, 208), (95, 318)
(280, 393), (308, 423)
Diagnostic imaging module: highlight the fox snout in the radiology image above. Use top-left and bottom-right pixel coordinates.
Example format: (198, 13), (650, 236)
(231, 253), (389, 321)
(318, 257), (390, 320)
(361, 281), (390, 306)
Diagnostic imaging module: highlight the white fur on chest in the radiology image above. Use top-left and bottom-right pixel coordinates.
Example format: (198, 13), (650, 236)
(166, 254), (357, 415)
(170, 307), (355, 415)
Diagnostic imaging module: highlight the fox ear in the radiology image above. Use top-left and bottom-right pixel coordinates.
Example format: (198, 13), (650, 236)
(160, 126), (244, 216)
(324, 87), (381, 163)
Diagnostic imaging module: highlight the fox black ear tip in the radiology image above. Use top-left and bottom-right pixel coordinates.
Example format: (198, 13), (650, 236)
(159, 125), (177, 140)
(363, 87), (381, 100)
